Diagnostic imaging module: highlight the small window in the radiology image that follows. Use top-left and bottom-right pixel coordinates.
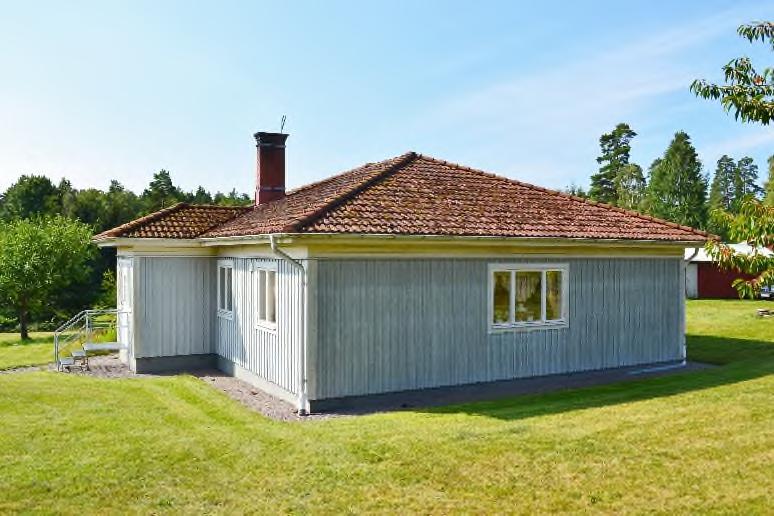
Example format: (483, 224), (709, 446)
(255, 267), (277, 330)
(488, 264), (568, 331)
(217, 261), (234, 318)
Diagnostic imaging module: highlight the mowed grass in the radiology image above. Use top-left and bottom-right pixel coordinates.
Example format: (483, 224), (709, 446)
(0, 332), (52, 370)
(0, 300), (772, 513)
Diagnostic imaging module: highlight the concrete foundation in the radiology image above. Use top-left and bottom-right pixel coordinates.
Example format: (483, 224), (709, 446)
(131, 353), (217, 374)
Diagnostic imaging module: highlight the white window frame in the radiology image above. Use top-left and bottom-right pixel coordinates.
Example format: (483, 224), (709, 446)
(487, 263), (569, 333)
(251, 261), (278, 332)
(217, 259), (234, 320)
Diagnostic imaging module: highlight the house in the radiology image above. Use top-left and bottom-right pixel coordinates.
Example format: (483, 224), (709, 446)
(684, 242), (772, 299)
(94, 131), (708, 413)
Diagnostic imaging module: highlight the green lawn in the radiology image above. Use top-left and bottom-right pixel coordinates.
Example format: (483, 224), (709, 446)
(0, 332), (52, 370)
(0, 300), (772, 513)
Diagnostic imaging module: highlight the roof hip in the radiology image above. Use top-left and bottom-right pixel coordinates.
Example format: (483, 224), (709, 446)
(285, 152), (419, 232)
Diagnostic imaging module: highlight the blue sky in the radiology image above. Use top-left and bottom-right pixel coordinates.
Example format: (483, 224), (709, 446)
(1, 1), (773, 195)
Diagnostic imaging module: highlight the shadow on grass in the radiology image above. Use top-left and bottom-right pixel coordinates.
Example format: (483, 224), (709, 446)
(0, 335), (53, 348)
(415, 336), (773, 421)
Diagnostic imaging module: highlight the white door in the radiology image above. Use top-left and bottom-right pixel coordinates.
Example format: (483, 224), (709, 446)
(116, 257), (134, 363)
(685, 263), (698, 299)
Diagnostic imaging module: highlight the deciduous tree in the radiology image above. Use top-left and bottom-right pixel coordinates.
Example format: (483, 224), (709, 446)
(0, 175), (61, 220)
(0, 217), (94, 339)
(615, 163), (645, 211)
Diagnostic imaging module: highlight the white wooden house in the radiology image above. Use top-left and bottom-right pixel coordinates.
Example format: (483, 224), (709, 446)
(95, 131), (709, 412)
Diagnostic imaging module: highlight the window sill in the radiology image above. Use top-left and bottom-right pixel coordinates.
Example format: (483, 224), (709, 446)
(217, 310), (234, 320)
(488, 321), (568, 334)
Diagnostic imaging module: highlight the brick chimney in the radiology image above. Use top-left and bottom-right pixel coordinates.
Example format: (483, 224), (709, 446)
(254, 131), (288, 205)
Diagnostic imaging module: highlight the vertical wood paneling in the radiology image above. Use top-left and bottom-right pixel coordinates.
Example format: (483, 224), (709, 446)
(313, 257), (683, 399)
(215, 258), (304, 395)
(133, 257), (215, 358)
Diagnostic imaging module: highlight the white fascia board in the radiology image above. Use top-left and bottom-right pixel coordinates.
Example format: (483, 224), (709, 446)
(198, 234), (297, 246)
(291, 232), (706, 247)
(102, 237), (204, 248)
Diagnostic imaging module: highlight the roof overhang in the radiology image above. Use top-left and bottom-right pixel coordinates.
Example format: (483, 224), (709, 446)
(96, 232), (706, 259)
(199, 232), (706, 247)
(94, 237), (206, 249)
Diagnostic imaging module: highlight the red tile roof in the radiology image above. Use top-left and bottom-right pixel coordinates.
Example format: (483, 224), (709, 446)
(97, 152), (709, 243)
(203, 152), (708, 242)
(93, 203), (250, 240)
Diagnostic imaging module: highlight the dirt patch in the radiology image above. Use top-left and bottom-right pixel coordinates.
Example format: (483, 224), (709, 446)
(46, 354), (336, 421)
(197, 372), (340, 422)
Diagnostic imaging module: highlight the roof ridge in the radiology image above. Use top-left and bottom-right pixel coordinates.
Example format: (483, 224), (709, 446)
(94, 202), (188, 239)
(284, 151), (417, 197)
(414, 154), (713, 239)
(286, 151), (419, 232)
(186, 204), (252, 210)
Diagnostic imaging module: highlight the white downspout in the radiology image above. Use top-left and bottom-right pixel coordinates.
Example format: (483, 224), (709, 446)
(681, 248), (700, 365)
(269, 234), (309, 415)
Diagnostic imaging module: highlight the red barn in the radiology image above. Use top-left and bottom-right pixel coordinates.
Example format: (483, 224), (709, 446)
(685, 243), (772, 299)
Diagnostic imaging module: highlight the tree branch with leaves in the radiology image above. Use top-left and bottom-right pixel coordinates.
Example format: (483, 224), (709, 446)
(706, 201), (774, 298)
(694, 21), (774, 299)
(691, 22), (774, 124)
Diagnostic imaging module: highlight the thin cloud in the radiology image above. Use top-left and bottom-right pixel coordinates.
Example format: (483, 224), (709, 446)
(700, 129), (774, 161)
(417, 6), (763, 188)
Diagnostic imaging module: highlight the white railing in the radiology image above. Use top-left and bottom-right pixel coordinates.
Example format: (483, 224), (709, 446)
(53, 309), (123, 370)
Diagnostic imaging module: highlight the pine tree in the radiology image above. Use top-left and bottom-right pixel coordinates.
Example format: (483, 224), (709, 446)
(732, 156), (762, 211)
(764, 155), (774, 206)
(708, 155), (736, 212)
(564, 183), (588, 198)
(589, 123), (637, 205)
(141, 169), (181, 211)
(191, 186), (213, 204)
(707, 155), (736, 239)
(645, 131), (708, 229)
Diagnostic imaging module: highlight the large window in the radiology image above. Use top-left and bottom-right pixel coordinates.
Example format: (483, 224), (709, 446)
(254, 266), (277, 330)
(489, 264), (568, 331)
(217, 260), (234, 318)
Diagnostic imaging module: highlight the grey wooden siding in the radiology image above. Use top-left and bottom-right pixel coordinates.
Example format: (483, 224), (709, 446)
(133, 257), (216, 358)
(216, 258), (304, 395)
(313, 258), (683, 399)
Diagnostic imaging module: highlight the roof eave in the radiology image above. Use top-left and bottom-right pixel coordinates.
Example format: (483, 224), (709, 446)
(196, 232), (707, 247)
(94, 237), (205, 248)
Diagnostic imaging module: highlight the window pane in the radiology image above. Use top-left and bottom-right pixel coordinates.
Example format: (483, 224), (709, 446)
(515, 271), (542, 322)
(546, 270), (563, 321)
(492, 271), (511, 324)
(226, 268), (233, 312)
(266, 271), (276, 323)
(257, 270), (266, 321)
(218, 267), (225, 310)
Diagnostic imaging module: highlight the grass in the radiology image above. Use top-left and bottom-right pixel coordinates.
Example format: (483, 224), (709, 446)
(0, 300), (772, 513)
(0, 332), (52, 370)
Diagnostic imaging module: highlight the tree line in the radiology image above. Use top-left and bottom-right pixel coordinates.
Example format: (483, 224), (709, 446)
(0, 170), (250, 336)
(569, 122), (774, 240)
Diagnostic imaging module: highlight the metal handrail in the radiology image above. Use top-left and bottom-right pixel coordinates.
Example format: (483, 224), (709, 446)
(54, 309), (124, 369)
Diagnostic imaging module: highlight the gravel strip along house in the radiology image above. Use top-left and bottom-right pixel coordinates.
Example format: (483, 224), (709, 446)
(93, 131), (709, 413)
